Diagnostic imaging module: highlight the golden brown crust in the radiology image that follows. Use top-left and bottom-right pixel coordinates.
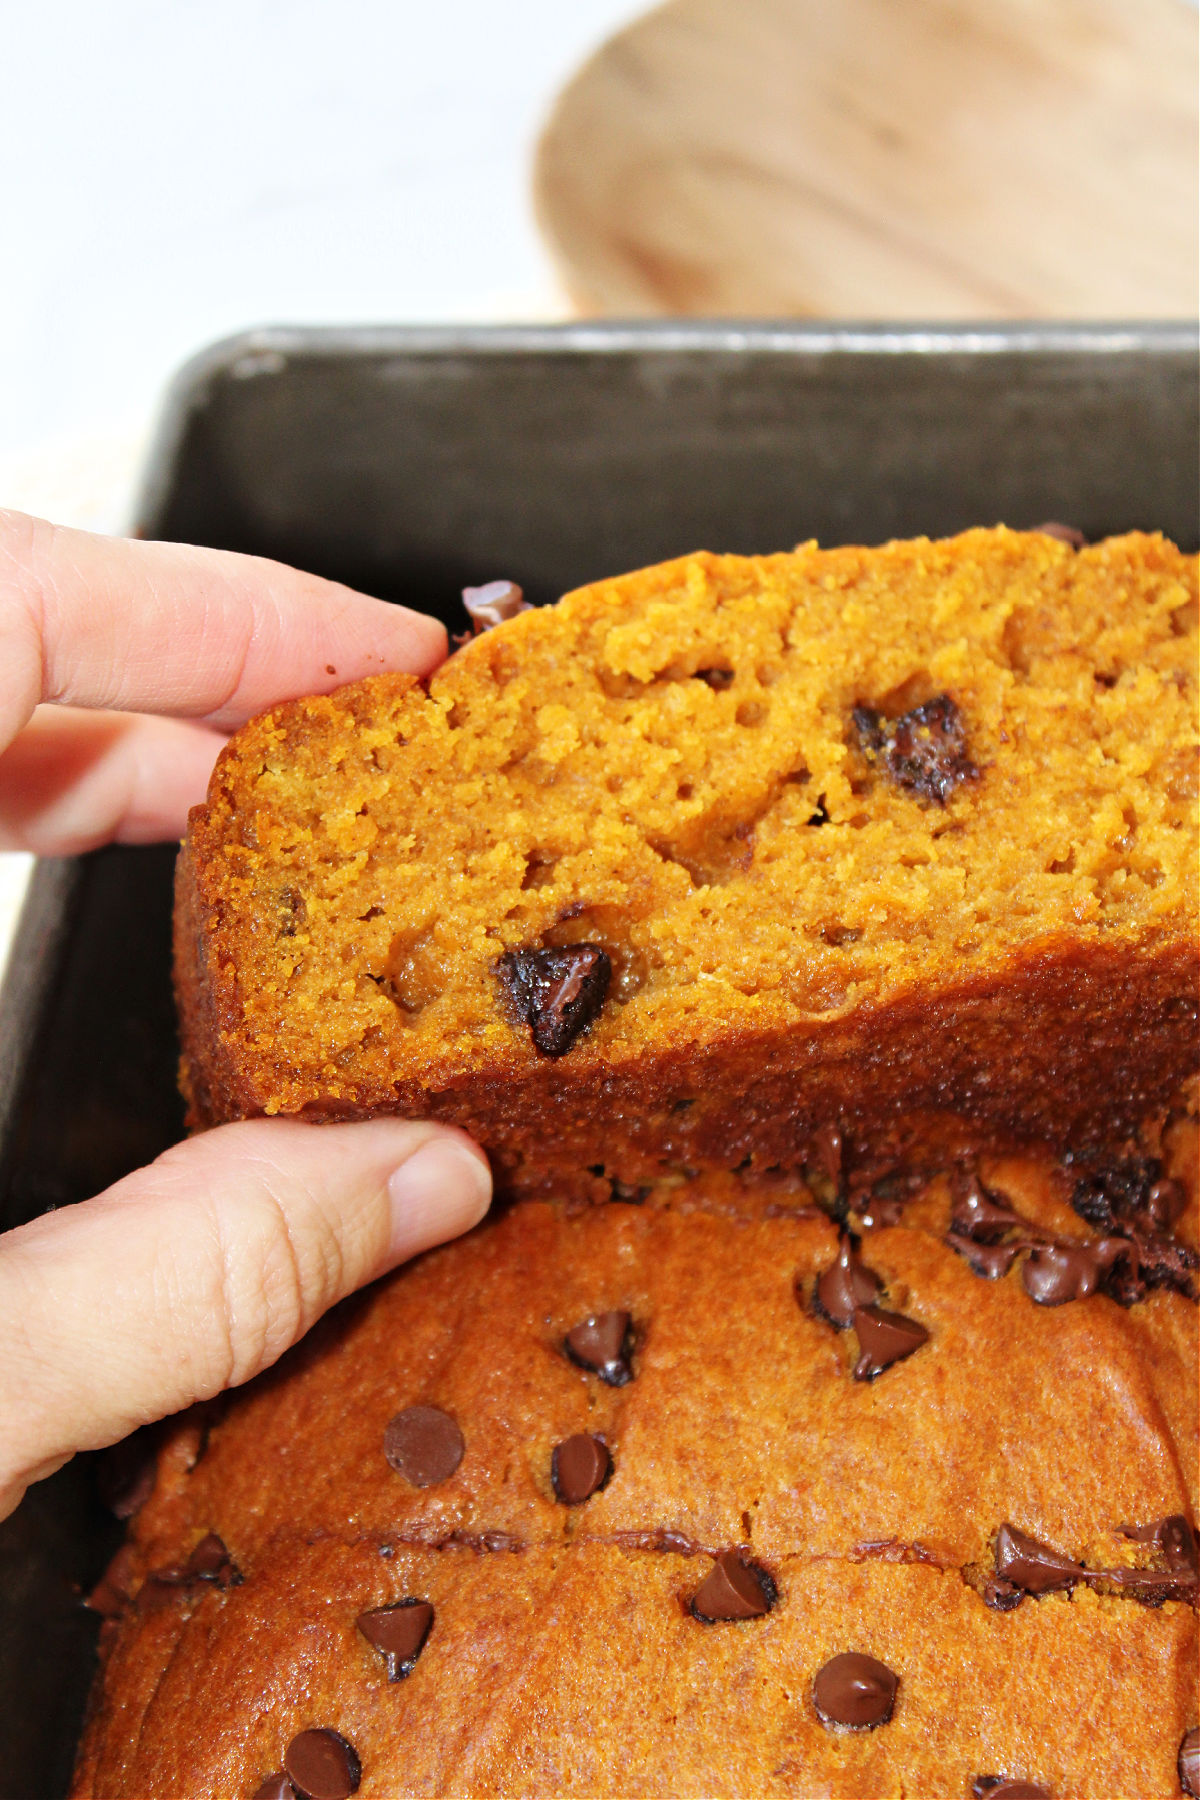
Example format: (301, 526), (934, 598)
(74, 1543), (1196, 1800)
(74, 1144), (1199, 1796)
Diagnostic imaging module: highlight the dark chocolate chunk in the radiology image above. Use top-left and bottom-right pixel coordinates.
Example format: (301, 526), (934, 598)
(994, 1523), (1083, 1594)
(1021, 1238), (1125, 1306)
(461, 580), (530, 634)
(1180, 1727), (1200, 1798)
(551, 1433), (612, 1504)
(691, 1550), (776, 1622)
(496, 943), (612, 1057)
(812, 1651), (898, 1729)
(357, 1600), (434, 1680)
(852, 694), (978, 805)
(851, 1304), (929, 1380)
(283, 1729), (361, 1800)
(564, 1310), (634, 1385)
(1034, 520), (1086, 548)
(253, 1777), (296, 1800)
(945, 1232), (1022, 1280)
(813, 1233), (883, 1328)
(383, 1406), (464, 1487)
(973, 1782), (1051, 1800)
(150, 1531), (241, 1590)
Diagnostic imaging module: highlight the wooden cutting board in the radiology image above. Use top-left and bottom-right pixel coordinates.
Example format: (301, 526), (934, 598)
(534, 0), (1197, 317)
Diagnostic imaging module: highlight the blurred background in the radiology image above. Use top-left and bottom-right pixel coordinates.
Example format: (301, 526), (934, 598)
(1, 0), (1197, 956)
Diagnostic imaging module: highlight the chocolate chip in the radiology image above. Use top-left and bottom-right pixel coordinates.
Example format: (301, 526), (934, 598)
(994, 1523), (1083, 1594)
(695, 666), (735, 689)
(1180, 1727), (1200, 1798)
(357, 1600), (434, 1680)
(851, 1304), (929, 1379)
(462, 580), (530, 633)
(981, 1576), (1024, 1611)
(1034, 520), (1086, 548)
(1021, 1238), (1125, 1306)
(950, 1168), (1023, 1241)
(691, 1550), (776, 1621)
(283, 1730), (361, 1800)
(1118, 1514), (1198, 1575)
(383, 1406), (464, 1487)
(812, 1652), (898, 1729)
(813, 1233), (883, 1328)
(973, 1782), (1051, 1800)
(945, 1233), (1022, 1279)
(149, 1532), (241, 1590)
(564, 1310), (633, 1385)
(852, 694), (978, 805)
(551, 1433), (612, 1504)
(496, 944), (612, 1057)
(252, 1776), (296, 1800)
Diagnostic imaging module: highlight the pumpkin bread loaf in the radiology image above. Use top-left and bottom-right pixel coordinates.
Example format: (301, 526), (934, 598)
(174, 529), (1198, 1203)
(73, 1132), (1199, 1798)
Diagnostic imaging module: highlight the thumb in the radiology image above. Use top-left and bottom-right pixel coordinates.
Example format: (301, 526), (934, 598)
(0, 1118), (491, 1519)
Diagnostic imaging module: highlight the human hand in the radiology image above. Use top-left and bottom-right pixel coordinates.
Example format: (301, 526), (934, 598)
(0, 510), (491, 1521)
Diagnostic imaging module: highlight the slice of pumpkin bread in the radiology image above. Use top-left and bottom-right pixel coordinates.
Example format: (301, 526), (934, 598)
(175, 528), (1198, 1200)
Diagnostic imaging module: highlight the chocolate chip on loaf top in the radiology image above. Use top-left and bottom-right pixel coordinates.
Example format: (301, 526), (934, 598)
(174, 528), (1198, 1202)
(72, 1135), (1198, 1798)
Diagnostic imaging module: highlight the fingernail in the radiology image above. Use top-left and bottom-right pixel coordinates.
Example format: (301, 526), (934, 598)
(385, 1136), (492, 1265)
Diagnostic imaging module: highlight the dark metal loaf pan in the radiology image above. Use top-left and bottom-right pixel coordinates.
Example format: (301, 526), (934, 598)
(0, 321), (1195, 1799)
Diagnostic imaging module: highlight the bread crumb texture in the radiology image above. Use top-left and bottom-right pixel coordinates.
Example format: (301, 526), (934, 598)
(177, 530), (1199, 1194)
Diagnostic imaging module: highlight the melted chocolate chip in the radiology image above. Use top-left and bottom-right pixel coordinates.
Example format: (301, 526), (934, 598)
(852, 694), (978, 805)
(253, 1776), (296, 1800)
(691, 1550), (776, 1622)
(851, 1305), (929, 1380)
(383, 1407), (464, 1487)
(996, 1518), (1198, 1605)
(813, 1233), (883, 1328)
(283, 1730), (361, 1800)
(950, 1168), (1023, 1242)
(981, 1576), (1024, 1612)
(994, 1523), (1083, 1594)
(564, 1310), (634, 1385)
(1034, 520), (1086, 548)
(812, 1652), (898, 1729)
(945, 1233), (1023, 1280)
(1021, 1238), (1125, 1306)
(973, 1782), (1051, 1800)
(357, 1600), (434, 1680)
(149, 1532), (241, 1590)
(496, 944), (612, 1056)
(550, 1433), (612, 1504)
(1117, 1514), (1198, 1575)
(1180, 1727), (1200, 1798)
(461, 580), (531, 633)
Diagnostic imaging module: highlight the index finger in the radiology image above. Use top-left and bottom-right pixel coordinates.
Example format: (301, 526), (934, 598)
(0, 509), (448, 751)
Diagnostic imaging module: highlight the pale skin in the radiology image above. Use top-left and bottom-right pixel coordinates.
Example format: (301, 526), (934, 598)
(0, 509), (493, 1521)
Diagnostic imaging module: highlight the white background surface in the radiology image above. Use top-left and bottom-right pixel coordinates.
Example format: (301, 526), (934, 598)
(0, 0), (649, 981)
